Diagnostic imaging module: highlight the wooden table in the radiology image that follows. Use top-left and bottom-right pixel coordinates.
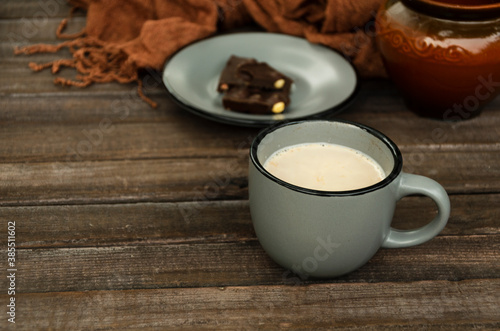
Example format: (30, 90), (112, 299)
(1, 2), (499, 329)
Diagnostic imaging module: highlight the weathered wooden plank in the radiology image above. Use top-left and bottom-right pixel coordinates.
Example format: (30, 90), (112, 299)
(1, 84), (498, 151)
(0, 201), (255, 248)
(1, 79), (499, 163)
(0, 0), (75, 19)
(0, 151), (499, 206)
(2, 279), (498, 329)
(339, 104), (500, 152)
(398, 150), (500, 193)
(0, 120), (258, 162)
(0, 157), (249, 206)
(0, 82), (499, 168)
(0, 194), (498, 249)
(2, 235), (498, 293)
(0, 17), (85, 43)
(1, 113), (500, 163)
(0, 93), (170, 124)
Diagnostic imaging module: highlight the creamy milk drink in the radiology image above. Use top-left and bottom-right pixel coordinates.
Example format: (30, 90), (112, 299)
(263, 142), (385, 191)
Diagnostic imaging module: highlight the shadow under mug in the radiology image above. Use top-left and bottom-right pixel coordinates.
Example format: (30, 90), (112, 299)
(249, 119), (450, 278)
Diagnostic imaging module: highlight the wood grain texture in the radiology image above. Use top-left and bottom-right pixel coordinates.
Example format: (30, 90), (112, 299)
(0, 17), (85, 43)
(0, 0), (75, 19)
(0, 114), (258, 162)
(1, 101), (500, 162)
(0, 157), (249, 206)
(1, 76), (499, 166)
(0, 150), (499, 207)
(1, 235), (497, 293)
(1, 279), (498, 330)
(0, 194), (498, 249)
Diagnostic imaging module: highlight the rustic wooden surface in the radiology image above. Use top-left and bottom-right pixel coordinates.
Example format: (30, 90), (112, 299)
(1, 1), (499, 329)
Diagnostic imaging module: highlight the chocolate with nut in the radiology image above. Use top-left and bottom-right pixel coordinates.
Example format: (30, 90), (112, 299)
(217, 56), (257, 92)
(238, 61), (293, 91)
(217, 55), (293, 114)
(222, 86), (289, 114)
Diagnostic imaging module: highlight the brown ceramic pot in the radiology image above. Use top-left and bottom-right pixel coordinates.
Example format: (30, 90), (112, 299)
(376, 0), (500, 120)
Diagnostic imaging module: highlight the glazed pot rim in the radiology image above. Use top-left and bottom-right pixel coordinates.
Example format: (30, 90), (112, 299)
(401, 0), (500, 21)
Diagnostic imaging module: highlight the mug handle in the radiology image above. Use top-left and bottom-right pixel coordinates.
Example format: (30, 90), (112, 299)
(382, 172), (450, 248)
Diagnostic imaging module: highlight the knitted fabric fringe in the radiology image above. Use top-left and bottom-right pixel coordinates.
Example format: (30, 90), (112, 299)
(14, 10), (157, 108)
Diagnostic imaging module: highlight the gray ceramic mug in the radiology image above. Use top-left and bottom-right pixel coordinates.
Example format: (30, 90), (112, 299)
(249, 119), (450, 278)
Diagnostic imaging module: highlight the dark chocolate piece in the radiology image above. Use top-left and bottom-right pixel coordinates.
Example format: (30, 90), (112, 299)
(238, 62), (293, 91)
(217, 55), (293, 92)
(218, 55), (294, 114)
(217, 55), (257, 92)
(222, 86), (289, 115)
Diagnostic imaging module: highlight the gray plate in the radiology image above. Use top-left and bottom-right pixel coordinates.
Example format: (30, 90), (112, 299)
(162, 32), (358, 127)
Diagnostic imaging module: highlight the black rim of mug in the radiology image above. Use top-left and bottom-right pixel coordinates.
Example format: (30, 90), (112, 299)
(250, 119), (404, 197)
